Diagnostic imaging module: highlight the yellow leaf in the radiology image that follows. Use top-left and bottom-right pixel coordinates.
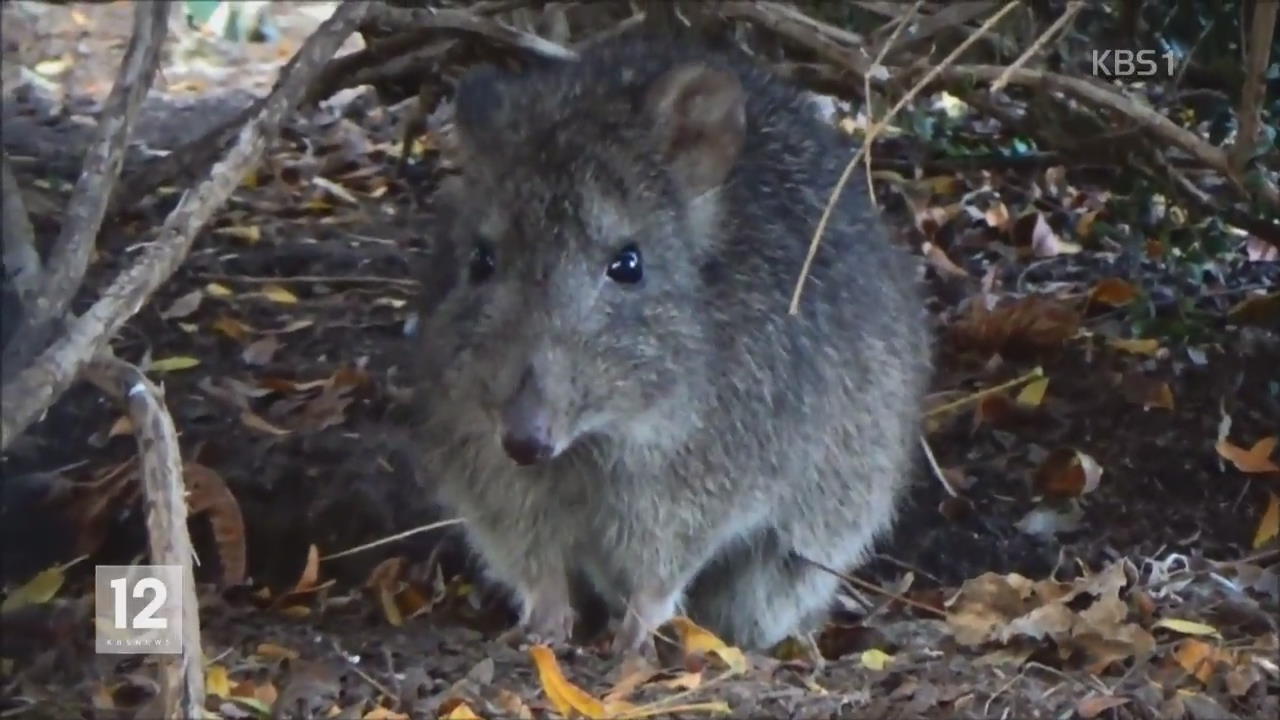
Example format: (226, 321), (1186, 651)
(255, 643), (299, 660)
(205, 282), (234, 297)
(363, 708), (410, 720)
(261, 284), (299, 305)
(1108, 337), (1161, 355)
(444, 702), (482, 720)
(1154, 618), (1221, 638)
(378, 585), (403, 627)
(149, 356), (201, 373)
(214, 225), (262, 244)
(1, 566), (65, 613)
(228, 696), (273, 717)
(206, 665), (231, 698)
(860, 648), (894, 670)
(669, 617), (748, 674)
(1015, 377), (1049, 408)
(212, 315), (253, 343)
(107, 415), (134, 438)
(529, 645), (608, 719)
(1254, 493), (1280, 549)
(1217, 437), (1279, 474)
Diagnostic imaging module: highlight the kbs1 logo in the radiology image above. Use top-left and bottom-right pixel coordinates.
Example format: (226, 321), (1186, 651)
(1090, 49), (1176, 79)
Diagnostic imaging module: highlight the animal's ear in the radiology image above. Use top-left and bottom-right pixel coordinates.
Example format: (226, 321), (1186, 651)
(453, 67), (513, 154)
(644, 62), (746, 196)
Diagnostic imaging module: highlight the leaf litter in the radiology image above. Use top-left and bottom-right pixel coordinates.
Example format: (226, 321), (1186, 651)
(2, 3), (1278, 720)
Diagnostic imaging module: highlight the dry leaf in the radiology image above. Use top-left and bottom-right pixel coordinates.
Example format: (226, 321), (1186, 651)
(293, 545), (321, 592)
(529, 645), (610, 719)
(670, 617), (748, 674)
(443, 702), (482, 720)
(205, 282), (234, 298)
(212, 314), (254, 343)
(1227, 291), (1280, 327)
(241, 336), (281, 366)
(1255, 493), (1279, 549)
(1173, 639), (1224, 684)
(1015, 377), (1049, 408)
(261, 284), (299, 304)
(148, 356), (201, 373)
(1088, 278), (1139, 308)
(214, 225), (262, 244)
(160, 289), (203, 320)
(1108, 337), (1161, 355)
(1, 565), (66, 613)
(240, 409), (292, 436)
(1154, 618), (1221, 638)
(1076, 694), (1130, 718)
(1034, 448), (1104, 499)
(254, 643), (299, 661)
(1216, 437), (1279, 473)
(860, 648), (894, 670)
(952, 294), (1081, 359)
(107, 415), (134, 438)
(206, 665), (231, 698)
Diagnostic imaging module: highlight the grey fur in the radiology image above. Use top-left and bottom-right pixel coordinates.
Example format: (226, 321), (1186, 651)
(414, 36), (931, 652)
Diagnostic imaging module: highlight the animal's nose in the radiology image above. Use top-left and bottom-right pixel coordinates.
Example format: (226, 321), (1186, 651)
(500, 365), (556, 466)
(501, 433), (554, 466)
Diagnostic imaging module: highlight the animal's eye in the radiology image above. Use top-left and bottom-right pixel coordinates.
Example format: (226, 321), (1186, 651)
(469, 243), (496, 284)
(606, 244), (643, 284)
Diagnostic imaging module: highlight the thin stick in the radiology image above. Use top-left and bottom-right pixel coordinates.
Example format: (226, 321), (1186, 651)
(991, 1), (1084, 92)
(864, 2), (923, 207)
(789, 2), (1021, 315)
(195, 273), (420, 288)
(318, 518), (465, 561)
(1229, 0), (1278, 175)
(924, 366), (1045, 418)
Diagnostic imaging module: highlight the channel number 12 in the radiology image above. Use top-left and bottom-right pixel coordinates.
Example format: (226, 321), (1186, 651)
(110, 576), (169, 629)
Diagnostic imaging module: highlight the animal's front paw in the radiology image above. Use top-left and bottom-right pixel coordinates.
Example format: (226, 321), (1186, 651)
(610, 587), (680, 656)
(523, 601), (576, 645)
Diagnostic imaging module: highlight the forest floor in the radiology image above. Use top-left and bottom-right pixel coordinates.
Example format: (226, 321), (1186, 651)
(1, 3), (1277, 720)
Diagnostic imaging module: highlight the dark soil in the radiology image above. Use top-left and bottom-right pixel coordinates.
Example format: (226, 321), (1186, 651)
(2, 3), (1277, 720)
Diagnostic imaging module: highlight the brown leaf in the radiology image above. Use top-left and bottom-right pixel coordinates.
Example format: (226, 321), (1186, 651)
(1088, 277), (1139, 308)
(1076, 694), (1130, 718)
(293, 545), (320, 593)
(952, 295), (1081, 359)
(1034, 448), (1104, 499)
(1254, 492), (1279, 549)
(184, 463), (247, 586)
(1216, 436), (1279, 473)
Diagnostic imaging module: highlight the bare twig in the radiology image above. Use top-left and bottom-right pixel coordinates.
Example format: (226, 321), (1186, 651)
(11, 2), (169, 362)
(864, 1), (922, 206)
(991, 1), (1084, 92)
(1229, 0), (1278, 175)
(790, 2), (1020, 315)
(363, 3), (577, 61)
(719, 1), (872, 79)
(1, 152), (42, 309)
(84, 353), (203, 718)
(0, 1), (372, 451)
(941, 65), (1235, 184)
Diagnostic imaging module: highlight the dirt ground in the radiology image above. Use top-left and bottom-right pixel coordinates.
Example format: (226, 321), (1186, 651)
(1, 3), (1277, 719)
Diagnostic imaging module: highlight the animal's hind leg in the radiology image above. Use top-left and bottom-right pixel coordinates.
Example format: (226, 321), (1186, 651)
(681, 541), (842, 651)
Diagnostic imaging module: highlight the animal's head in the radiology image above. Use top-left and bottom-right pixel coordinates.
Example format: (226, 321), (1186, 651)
(418, 55), (747, 465)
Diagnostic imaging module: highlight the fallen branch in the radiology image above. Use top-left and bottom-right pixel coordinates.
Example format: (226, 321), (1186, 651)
(1, 152), (42, 318)
(0, 1), (372, 451)
(363, 3), (576, 61)
(84, 353), (204, 719)
(8, 2), (169, 370)
(719, 1), (871, 79)
(1229, 0), (1278, 176)
(934, 65), (1240, 191)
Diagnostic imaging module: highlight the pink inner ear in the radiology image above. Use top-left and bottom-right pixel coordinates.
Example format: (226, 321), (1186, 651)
(646, 64), (747, 195)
